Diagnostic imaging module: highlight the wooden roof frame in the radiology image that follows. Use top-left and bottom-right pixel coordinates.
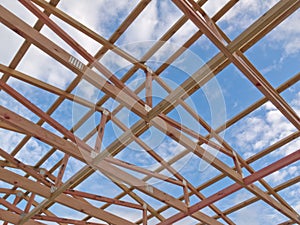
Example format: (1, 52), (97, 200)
(0, 0), (299, 224)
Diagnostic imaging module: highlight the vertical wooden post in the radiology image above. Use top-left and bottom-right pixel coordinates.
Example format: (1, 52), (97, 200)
(55, 154), (70, 187)
(92, 110), (109, 157)
(145, 68), (153, 108)
(3, 191), (23, 225)
(182, 179), (190, 207)
(24, 193), (35, 213)
(143, 203), (148, 225)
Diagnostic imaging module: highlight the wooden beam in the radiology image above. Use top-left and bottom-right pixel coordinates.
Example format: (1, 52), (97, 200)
(30, 0), (148, 71)
(145, 68), (153, 108)
(64, 189), (143, 210)
(0, 209), (45, 225)
(147, 0), (300, 122)
(0, 167), (136, 225)
(32, 215), (107, 225)
(142, 204), (147, 225)
(24, 193), (35, 213)
(158, 149), (300, 224)
(0, 198), (23, 215)
(0, 5), (148, 120)
(104, 156), (183, 186)
(0, 120), (25, 133)
(93, 111), (108, 154)
(94, 160), (224, 225)
(55, 154), (69, 187)
(0, 0), (60, 83)
(0, 64), (105, 113)
(0, 148), (53, 187)
(0, 105), (83, 160)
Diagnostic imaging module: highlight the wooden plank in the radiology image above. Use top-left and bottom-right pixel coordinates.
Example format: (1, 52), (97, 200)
(105, 156), (183, 186)
(55, 154), (69, 187)
(0, 147), (53, 187)
(64, 189), (143, 210)
(0, 0), (60, 83)
(0, 5), (148, 120)
(0, 209), (45, 225)
(0, 167), (136, 225)
(95, 160), (223, 225)
(31, 0), (148, 71)
(147, 0), (300, 121)
(0, 105), (83, 160)
(0, 64), (105, 112)
(0, 120), (25, 133)
(32, 215), (106, 225)
(157, 149), (300, 224)
(93, 111), (108, 154)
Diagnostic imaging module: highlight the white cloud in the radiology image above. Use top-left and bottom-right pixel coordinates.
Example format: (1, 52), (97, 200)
(16, 45), (76, 89)
(104, 205), (142, 222)
(123, 1), (158, 44)
(202, 0), (229, 17)
(121, 0), (182, 44)
(230, 91), (300, 158)
(268, 12), (300, 57)
(0, 129), (25, 152)
(58, 0), (138, 39)
(233, 202), (285, 225)
(0, 1), (37, 65)
(15, 138), (49, 165)
(221, 0), (278, 32)
(0, 1), (37, 26)
(265, 170), (288, 184)
(0, 24), (24, 65)
(218, 0), (300, 59)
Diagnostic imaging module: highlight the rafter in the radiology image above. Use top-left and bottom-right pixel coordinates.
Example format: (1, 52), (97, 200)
(0, 0), (299, 224)
(158, 149), (300, 224)
(0, 5), (148, 121)
(0, 167), (136, 225)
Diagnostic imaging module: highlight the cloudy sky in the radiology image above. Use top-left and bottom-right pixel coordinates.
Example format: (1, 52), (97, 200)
(0, 0), (299, 224)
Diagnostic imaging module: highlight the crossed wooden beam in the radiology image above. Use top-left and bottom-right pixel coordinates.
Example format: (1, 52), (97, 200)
(0, 0), (299, 224)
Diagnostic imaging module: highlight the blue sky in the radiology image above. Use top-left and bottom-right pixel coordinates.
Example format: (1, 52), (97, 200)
(0, 0), (299, 224)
